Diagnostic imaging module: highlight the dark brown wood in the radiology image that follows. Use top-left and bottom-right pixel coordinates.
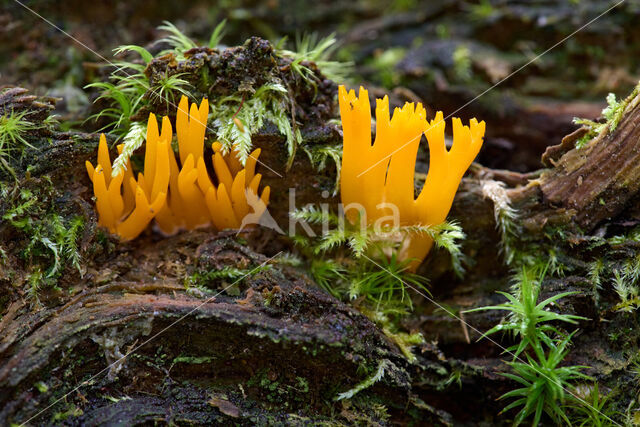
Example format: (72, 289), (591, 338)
(0, 236), (421, 425)
(538, 92), (640, 231)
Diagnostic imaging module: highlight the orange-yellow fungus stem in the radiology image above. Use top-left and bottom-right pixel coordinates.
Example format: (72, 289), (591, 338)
(87, 95), (271, 240)
(339, 85), (485, 271)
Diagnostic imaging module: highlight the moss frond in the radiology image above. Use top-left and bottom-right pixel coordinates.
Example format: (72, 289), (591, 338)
(208, 19), (227, 48)
(279, 33), (354, 84)
(158, 21), (198, 55)
(113, 45), (153, 64)
(291, 204), (466, 276)
(0, 109), (39, 179)
(348, 254), (430, 310)
(149, 72), (193, 108)
(573, 81), (640, 149)
(482, 180), (519, 265)
(335, 359), (392, 401)
(303, 144), (342, 194)
(1, 183), (85, 305)
(88, 22), (345, 173)
(290, 204), (341, 226)
(212, 82), (299, 163)
(185, 264), (272, 290)
(426, 221), (467, 278)
(111, 121), (147, 177)
(85, 20), (226, 151)
(452, 44), (472, 81)
(465, 265), (591, 426)
(272, 252), (303, 267)
(310, 259), (345, 298)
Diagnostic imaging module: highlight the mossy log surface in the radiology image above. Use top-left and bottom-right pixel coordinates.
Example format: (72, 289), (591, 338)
(3, 81), (639, 425)
(1, 12), (640, 421)
(0, 236), (418, 424)
(526, 91), (640, 232)
(0, 85), (438, 425)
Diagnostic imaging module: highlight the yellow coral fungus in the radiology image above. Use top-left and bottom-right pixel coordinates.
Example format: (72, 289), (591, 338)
(338, 85), (485, 271)
(86, 133), (168, 241)
(87, 96), (270, 240)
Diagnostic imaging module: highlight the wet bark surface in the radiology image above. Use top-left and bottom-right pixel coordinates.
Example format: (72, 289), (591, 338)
(0, 236), (416, 424)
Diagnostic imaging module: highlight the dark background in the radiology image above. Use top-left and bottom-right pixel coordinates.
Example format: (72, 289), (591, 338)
(2, 0), (639, 171)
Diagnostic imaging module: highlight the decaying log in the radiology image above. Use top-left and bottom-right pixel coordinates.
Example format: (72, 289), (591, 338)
(0, 236), (423, 424)
(531, 91), (640, 232)
(444, 87), (640, 257)
(3, 75), (640, 424)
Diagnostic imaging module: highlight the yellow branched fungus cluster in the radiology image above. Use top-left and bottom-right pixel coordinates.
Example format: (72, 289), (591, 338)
(86, 96), (270, 240)
(339, 85), (485, 271)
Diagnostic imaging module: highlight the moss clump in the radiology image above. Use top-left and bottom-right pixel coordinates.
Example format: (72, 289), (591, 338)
(86, 22), (343, 175)
(184, 264), (272, 295)
(246, 369), (311, 410)
(0, 178), (86, 306)
(573, 82), (640, 149)
(0, 88), (58, 180)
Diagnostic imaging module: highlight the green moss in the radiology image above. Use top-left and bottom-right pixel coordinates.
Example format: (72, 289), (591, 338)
(173, 356), (215, 365)
(34, 381), (49, 393)
(466, 265), (592, 425)
(579, 228), (640, 313)
(277, 33), (353, 86)
(87, 22), (348, 176)
(0, 107), (50, 179)
(367, 47), (406, 88)
(302, 144), (342, 194)
(50, 405), (83, 423)
(452, 45), (472, 81)
(292, 206), (463, 310)
(574, 82), (640, 149)
(247, 369), (312, 408)
(565, 383), (618, 427)
(185, 264), (272, 293)
(335, 359), (392, 401)
(0, 179), (85, 305)
(588, 258), (604, 307)
(211, 82), (300, 164)
(383, 329), (424, 362)
(287, 206), (468, 362)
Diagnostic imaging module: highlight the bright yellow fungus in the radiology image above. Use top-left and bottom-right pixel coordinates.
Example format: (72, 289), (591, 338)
(86, 96), (270, 240)
(338, 85), (485, 271)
